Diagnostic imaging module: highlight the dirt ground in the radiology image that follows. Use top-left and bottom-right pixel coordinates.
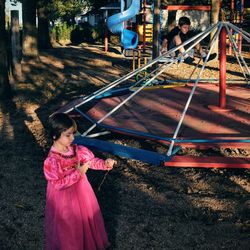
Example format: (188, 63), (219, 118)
(0, 43), (249, 250)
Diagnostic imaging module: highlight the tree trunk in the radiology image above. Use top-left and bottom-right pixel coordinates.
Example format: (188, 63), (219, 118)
(167, 10), (177, 32)
(0, 0), (12, 99)
(37, 0), (52, 50)
(210, 0), (220, 55)
(152, 0), (161, 60)
(22, 0), (38, 59)
(11, 10), (23, 80)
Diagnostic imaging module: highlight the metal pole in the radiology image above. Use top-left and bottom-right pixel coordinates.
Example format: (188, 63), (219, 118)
(104, 10), (108, 53)
(225, 24), (248, 81)
(138, 46), (141, 68)
(143, 0), (146, 53)
(219, 26), (227, 109)
(64, 24), (218, 114)
(227, 23), (250, 76)
(132, 49), (136, 71)
(167, 23), (222, 156)
(237, 0), (244, 53)
(82, 59), (176, 137)
(228, 0), (235, 55)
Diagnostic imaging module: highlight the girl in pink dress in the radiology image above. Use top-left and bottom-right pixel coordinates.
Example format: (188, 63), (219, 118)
(44, 113), (116, 250)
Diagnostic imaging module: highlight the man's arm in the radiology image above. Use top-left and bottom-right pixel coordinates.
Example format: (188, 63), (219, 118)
(160, 38), (168, 53)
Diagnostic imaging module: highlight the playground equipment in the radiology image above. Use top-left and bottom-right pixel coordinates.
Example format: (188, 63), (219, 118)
(138, 0), (154, 50)
(228, 0), (245, 54)
(57, 22), (250, 168)
(132, 45), (149, 71)
(107, 0), (141, 49)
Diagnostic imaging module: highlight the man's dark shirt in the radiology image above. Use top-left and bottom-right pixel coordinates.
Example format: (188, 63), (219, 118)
(164, 27), (193, 50)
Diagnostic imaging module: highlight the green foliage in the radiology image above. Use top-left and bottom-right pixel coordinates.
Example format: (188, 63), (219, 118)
(50, 22), (104, 44)
(70, 24), (87, 44)
(89, 23), (104, 42)
(50, 22), (75, 42)
(71, 23), (104, 44)
(48, 0), (90, 24)
(109, 35), (120, 45)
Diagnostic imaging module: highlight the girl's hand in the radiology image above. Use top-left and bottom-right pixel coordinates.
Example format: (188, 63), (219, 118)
(78, 161), (90, 176)
(104, 158), (117, 170)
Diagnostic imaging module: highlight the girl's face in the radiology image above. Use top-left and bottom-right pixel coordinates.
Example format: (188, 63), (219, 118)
(179, 24), (190, 34)
(56, 126), (75, 148)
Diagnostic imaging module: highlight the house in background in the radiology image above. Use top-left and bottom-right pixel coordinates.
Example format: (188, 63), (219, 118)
(5, 0), (23, 26)
(100, 2), (120, 24)
(75, 2), (120, 27)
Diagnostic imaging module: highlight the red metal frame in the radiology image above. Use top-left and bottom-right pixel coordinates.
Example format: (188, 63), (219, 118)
(164, 156), (250, 168)
(162, 5), (211, 11)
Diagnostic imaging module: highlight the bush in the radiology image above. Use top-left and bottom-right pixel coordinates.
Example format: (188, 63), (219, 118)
(50, 22), (106, 45)
(89, 23), (104, 43)
(109, 35), (120, 45)
(70, 26), (86, 44)
(71, 23), (99, 44)
(50, 22), (75, 44)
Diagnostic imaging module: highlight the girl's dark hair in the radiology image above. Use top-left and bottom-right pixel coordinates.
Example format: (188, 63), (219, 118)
(48, 113), (77, 140)
(178, 16), (191, 27)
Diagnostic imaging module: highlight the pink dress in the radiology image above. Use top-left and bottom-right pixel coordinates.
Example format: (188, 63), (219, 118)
(44, 144), (110, 250)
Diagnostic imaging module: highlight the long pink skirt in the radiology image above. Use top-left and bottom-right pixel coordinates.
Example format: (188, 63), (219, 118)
(45, 176), (110, 250)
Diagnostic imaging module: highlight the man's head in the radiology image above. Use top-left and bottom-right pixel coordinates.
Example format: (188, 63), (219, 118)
(178, 16), (191, 34)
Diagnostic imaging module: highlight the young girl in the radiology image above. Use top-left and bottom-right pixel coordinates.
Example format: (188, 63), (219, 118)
(44, 112), (116, 250)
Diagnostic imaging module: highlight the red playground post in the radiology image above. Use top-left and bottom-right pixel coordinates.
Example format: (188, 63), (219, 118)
(219, 26), (227, 109)
(208, 25), (232, 112)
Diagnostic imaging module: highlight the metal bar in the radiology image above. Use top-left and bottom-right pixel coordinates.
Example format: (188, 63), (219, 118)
(168, 23), (220, 63)
(82, 60), (177, 136)
(226, 23), (250, 77)
(228, 22), (250, 42)
(86, 131), (111, 138)
(167, 23), (223, 156)
(63, 24), (218, 114)
(77, 110), (250, 143)
(163, 78), (248, 83)
(225, 24), (248, 80)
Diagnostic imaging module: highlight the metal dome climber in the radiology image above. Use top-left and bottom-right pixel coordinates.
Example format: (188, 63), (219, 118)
(56, 22), (250, 168)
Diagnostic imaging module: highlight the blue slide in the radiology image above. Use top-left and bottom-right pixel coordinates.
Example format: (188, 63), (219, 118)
(107, 0), (141, 49)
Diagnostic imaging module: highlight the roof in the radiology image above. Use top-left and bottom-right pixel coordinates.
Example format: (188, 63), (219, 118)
(100, 2), (120, 10)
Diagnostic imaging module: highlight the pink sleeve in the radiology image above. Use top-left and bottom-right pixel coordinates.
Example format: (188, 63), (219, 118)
(44, 157), (82, 190)
(77, 145), (107, 170)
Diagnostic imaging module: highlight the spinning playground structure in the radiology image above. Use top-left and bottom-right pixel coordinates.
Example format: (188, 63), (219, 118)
(58, 22), (250, 168)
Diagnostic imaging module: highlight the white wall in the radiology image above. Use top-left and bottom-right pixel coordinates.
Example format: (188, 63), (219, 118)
(176, 10), (210, 31)
(5, 0), (23, 26)
(160, 10), (210, 31)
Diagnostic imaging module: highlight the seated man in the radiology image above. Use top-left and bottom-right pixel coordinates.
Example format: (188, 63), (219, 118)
(161, 16), (216, 64)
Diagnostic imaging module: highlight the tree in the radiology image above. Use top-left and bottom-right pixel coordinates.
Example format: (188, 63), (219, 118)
(211, 0), (220, 55)
(0, 0), (12, 99)
(48, 0), (87, 25)
(22, 0), (38, 59)
(37, 0), (52, 49)
(152, 0), (160, 60)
